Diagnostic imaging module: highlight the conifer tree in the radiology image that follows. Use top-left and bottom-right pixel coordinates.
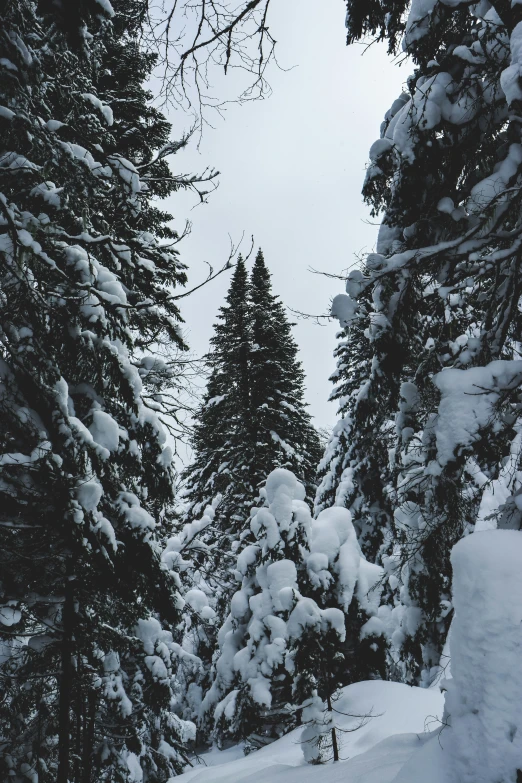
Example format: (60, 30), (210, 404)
(318, 0), (522, 684)
(181, 250), (320, 589)
(179, 251), (322, 719)
(182, 256), (252, 534)
(248, 250), (322, 501)
(200, 468), (385, 753)
(0, 1), (199, 780)
(200, 469), (345, 749)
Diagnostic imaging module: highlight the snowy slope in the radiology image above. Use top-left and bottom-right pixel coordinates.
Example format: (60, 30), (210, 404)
(172, 530), (522, 783)
(172, 680), (444, 783)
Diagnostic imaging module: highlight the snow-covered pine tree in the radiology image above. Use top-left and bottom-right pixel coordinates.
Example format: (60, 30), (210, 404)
(297, 502), (386, 763)
(0, 1), (197, 780)
(200, 469), (345, 750)
(249, 250), (322, 503)
(199, 468), (385, 756)
(182, 255), (252, 538)
(318, 0), (522, 684)
(181, 250), (320, 617)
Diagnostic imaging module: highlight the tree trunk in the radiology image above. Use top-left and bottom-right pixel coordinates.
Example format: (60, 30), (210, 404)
(326, 693), (339, 763)
(57, 578), (74, 783)
(82, 691), (97, 783)
(74, 670), (83, 783)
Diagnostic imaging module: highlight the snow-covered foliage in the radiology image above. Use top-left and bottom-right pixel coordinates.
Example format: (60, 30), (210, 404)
(199, 469), (340, 745)
(3, 0), (521, 778)
(317, 0), (522, 684)
(197, 468), (385, 752)
(170, 531), (522, 783)
(161, 500), (219, 723)
(180, 251), (322, 716)
(0, 1), (195, 780)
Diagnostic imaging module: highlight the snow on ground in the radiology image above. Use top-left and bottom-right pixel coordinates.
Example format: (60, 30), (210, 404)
(171, 680), (444, 783)
(171, 531), (522, 783)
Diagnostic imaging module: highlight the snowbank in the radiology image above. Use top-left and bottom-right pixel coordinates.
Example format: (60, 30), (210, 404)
(393, 529), (522, 783)
(443, 530), (522, 783)
(171, 680), (443, 783)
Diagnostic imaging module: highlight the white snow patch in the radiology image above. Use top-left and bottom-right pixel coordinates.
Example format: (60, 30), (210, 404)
(117, 491), (156, 531)
(126, 753), (143, 782)
(172, 680), (444, 783)
(331, 293), (358, 327)
(404, 0), (463, 48)
(432, 360), (522, 465)
(501, 22), (522, 104)
(0, 606), (22, 626)
(76, 478), (103, 512)
(89, 409), (120, 452)
(82, 93), (114, 126)
(30, 181), (63, 208)
(107, 154), (142, 193)
(443, 530), (522, 783)
(94, 0), (115, 16)
(468, 144), (522, 213)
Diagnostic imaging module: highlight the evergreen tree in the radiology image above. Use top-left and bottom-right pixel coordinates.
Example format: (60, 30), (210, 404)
(182, 256), (252, 536)
(0, 1), (198, 780)
(181, 250), (320, 607)
(183, 250), (321, 533)
(179, 251), (321, 725)
(318, 0), (522, 684)
(248, 250), (322, 502)
(200, 469), (345, 749)
(200, 467), (385, 753)
(315, 275), (395, 564)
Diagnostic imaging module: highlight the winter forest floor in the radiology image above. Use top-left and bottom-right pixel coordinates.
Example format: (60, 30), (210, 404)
(173, 681), (445, 783)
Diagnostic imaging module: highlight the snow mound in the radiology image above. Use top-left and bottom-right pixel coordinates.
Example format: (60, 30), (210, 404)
(443, 530), (522, 783)
(172, 680), (443, 783)
(393, 529), (522, 783)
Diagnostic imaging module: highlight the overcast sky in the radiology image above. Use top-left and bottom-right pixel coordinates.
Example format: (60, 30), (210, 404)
(163, 0), (405, 433)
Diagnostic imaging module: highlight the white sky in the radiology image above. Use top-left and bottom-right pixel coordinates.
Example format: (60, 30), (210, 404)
(163, 0), (406, 433)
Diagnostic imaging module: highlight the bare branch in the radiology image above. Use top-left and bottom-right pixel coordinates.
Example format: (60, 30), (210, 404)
(141, 0), (277, 119)
(286, 306), (332, 326)
(169, 233), (254, 300)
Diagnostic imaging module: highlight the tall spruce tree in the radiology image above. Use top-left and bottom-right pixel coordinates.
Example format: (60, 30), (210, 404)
(182, 256), (252, 536)
(248, 250), (322, 501)
(317, 0), (522, 684)
(182, 249), (320, 556)
(179, 251), (321, 727)
(0, 1), (199, 780)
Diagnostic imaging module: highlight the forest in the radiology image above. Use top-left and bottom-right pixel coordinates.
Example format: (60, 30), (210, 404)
(1, 1), (521, 782)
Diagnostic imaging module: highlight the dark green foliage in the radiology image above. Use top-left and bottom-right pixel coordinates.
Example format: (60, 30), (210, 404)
(248, 251), (322, 501)
(0, 0), (196, 780)
(183, 256), (252, 532)
(183, 249), (321, 554)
